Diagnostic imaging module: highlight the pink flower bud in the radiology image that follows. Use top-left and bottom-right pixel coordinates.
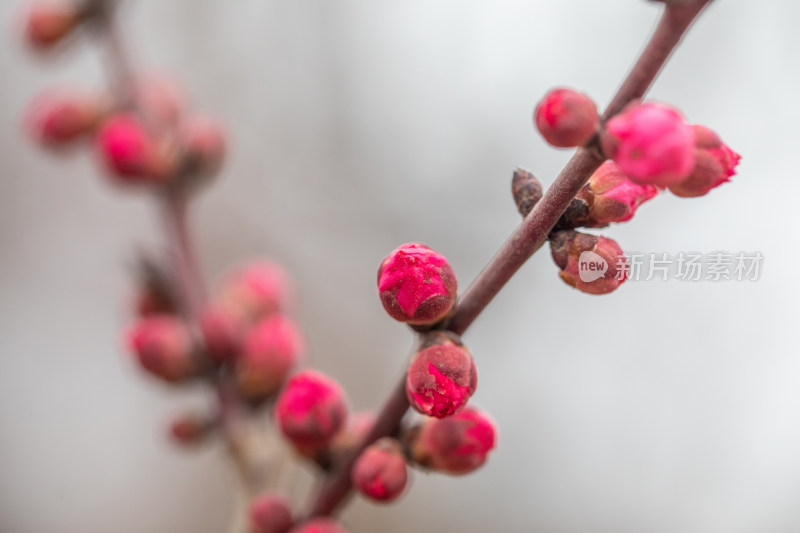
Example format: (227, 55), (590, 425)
(199, 305), (245, 362)
(534, 88), (599, 148)
(409, 406), (497, 475)
(178, 115), (227, 179)
(25, 90), (106, 148)
(126, 315), (194, 382)
(406, 337), (477, 418)
(668, 125), (741, 198)
(249, 493), (294, 533)
(585, 161), (659, 226)
(377, 243), (457, 326)
(549, 230), (627, 295)
(236, 316), (304, 400)
(23, 1), (81, 50)
(289, 519), (347, 533)
(601, 102), (695, 187)
(219, 261), (292, 323)
(169, 413), (213, 446)
(351, 438), (409, 502)
(96, 113), (173, 183)
(275, 370), (348, 453)
(134, 74), (187, 129)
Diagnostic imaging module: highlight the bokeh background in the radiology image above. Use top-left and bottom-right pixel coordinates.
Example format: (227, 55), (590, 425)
(2, 0), (800, 532)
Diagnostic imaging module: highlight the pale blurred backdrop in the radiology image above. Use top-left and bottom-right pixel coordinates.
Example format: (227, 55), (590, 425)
(2, 1), (800, 532)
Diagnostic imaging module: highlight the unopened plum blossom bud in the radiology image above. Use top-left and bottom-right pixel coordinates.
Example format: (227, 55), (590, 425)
(406, 334), (477, 418)
(236, 315), (304, 400)
(289, 519), (347, 533)
(96, 113), (174, 183)
(135, 75), (186, 128)
(549, 230), (626, 295)
(377, 243), (457, 326)
(23, 1), (82, 50)
(178, 115), (226, 179)
(511, 167), (543, 217)
(584, 161), (659, 226)
(668, 125), (741, 198)
(219, 261), (292, 323)
(249, 493), (294, 533)
(199, 305), (245, 362)
(25, 89), (107, 148)
(169, 413), (214, 446)
(275, 370), (347, 453)
(601, 102), (695, 187)
(351, 438), (409, 503)
(408, 406), (497, 475)
(126, 315), (194, 381)
(535, 88), (599, 148)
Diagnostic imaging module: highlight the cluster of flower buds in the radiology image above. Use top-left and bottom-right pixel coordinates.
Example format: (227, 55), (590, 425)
(22, 5), (227, 192)
(531, 88), (740, 294)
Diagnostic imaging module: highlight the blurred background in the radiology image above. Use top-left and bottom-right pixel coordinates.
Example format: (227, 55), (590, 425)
(2, 0), (800, 532)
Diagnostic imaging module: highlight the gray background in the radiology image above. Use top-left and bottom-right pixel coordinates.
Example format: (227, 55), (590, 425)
(2, 1), (799, 532)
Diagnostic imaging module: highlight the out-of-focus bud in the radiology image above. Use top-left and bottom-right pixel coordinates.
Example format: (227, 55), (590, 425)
(218, 261), (292, 323)
(126, 315), (195, 382)
(289, 519), (347, 533)
(377, 243), (457, 326)
(408, 406), (497, 475)
(178, 114), (226, 180)
(235, 315), (304, 400)
(275, 370), (348, 454)
(23, 1), (82, 51)
(668, 125), (740, 198)
(584, 161), (659, 226)
(134, 74), (187, 129)
(511, 167), (543, 217)
(199, 305), (245, 362)
(96, 113), (175, 183)
(601, 101), (695, 187)
(249, 493), (294, 533)
(351, 438), (409, 503)
(549, 230), (627, 295)
(534, 88), (599, 148)
(25, 89), (107, 148)
(406, 333), (477, 419)
(169, 413), (214, 447)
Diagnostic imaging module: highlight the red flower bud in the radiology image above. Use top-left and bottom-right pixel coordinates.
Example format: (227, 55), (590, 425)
(351, 438), (409, 502)
(219, 260), (292, 322)
(409, 406), (497, 475)
(534, 88), (599, 148)
(178, 115), (227, 179)
(406, 337), (477, 419)
(601, 102), (695, 187)
(25, 89), (106, 148)
(377, 243), (457, 326)
(96, 113), (174, 183)
(134, 74), (187, 129)
(668, 125), (741, 198)
(169, 413), (214, 446)
(126, 315), (194, 382)
(549, 230), (627, 295)
(289, 519), (347, 533)
(585, 161), (659, 226)
(23, 1), (81, 50)
(275, 370), (348, 453)
(236, 315), (304, 400)
(199, 305), (245, 362)
(249, 493), (294, 533)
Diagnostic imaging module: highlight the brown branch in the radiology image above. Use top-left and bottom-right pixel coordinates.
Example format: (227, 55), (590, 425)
(305, 0), (713, 518)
